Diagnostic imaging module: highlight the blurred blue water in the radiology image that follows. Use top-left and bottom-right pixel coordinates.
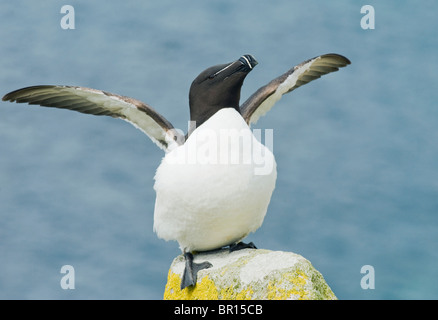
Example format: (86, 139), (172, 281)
(1, 0), (437, 299)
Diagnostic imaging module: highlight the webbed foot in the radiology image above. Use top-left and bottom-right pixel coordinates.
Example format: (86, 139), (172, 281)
(181, 252), (213, 290)
(229, 241), (257, 252)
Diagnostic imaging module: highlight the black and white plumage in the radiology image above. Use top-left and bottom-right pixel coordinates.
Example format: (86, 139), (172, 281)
(2, 53), (350, 289)
(3, 54), (350, 147)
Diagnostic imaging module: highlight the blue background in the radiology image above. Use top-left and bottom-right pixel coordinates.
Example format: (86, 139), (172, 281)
(1, 1), (437, 299)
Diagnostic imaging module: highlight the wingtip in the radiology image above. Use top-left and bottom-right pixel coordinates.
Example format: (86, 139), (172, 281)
(3, 86), (33, 102)
(340, 55), (352, 65)
(322, 53), (351, 66)
(2, 91), (17, 102)
(2, 89), (18, 102)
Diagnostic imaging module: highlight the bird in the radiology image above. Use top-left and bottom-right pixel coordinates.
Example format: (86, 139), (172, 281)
(2, 53), (351, 290)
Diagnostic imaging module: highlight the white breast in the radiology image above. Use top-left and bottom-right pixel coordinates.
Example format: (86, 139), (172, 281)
(153, 108), (277, 252)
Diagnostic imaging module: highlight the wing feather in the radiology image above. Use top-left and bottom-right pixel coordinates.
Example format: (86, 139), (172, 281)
(240, 54), (351, 125)
(2, 85), (183, 152)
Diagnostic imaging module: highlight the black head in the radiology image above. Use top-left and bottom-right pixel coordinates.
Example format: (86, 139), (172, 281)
(188, 54), (258, 133)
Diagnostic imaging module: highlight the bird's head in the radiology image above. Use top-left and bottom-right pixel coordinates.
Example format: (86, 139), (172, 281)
(188, 54), (258, 131)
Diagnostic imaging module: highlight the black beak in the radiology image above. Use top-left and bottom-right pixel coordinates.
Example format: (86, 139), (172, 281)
(238, 54), (258, 71)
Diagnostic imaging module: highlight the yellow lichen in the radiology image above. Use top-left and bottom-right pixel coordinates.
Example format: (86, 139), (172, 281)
(266, 269), (309, 300)
(164, 270), (258, 300)
(163, 272), (218, 300)
(163, 251), (337, 300)
(164, 269), (312, 300)
(219, 285), (254, 300)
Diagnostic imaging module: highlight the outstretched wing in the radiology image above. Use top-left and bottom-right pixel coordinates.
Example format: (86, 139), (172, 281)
(2, 85), (184, 152)
(240, 54), (351, 125)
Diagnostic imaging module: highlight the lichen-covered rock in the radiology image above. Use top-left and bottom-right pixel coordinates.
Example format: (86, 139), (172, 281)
(163, 248), (336, 300)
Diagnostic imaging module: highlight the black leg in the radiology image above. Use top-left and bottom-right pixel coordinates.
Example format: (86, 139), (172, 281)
(229, 241), (257, 252)
(181, 252), (213, 290)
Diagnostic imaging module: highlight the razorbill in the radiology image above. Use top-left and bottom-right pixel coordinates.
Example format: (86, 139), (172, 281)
(2, 53), (351, 289)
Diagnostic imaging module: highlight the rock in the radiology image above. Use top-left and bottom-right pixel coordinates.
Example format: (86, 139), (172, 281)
(163, 248), (337, 300)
